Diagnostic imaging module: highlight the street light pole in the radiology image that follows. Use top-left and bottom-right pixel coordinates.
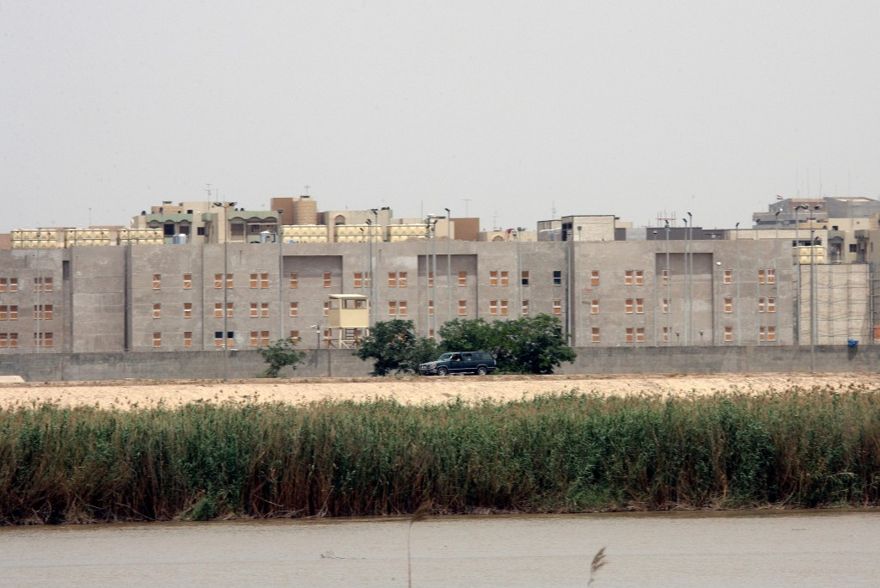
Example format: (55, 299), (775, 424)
(809, 206), (818, 372)
(794, 204), (807, 346)
(370, 208), (379, 329)
(445, 207), (451, 329)
(735, 222), (740, 345)
(665, 220), (670, 346)
(366, 219), (373, 328)
(687, 211), (693, 346)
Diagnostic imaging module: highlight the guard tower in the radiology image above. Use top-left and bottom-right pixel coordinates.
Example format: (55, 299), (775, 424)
(326, 294), (369, 348)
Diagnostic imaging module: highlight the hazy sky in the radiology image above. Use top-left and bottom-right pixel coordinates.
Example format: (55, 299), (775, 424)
(2, 1), (879, 232)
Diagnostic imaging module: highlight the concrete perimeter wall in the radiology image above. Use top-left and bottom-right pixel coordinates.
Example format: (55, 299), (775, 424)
(0, 346), (877, 382)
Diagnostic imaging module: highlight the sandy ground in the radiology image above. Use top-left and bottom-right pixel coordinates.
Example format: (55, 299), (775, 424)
(0, 373), (878, 409)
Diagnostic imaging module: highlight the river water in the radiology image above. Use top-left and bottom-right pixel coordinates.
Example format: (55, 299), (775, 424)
(0, 512), (878, 587)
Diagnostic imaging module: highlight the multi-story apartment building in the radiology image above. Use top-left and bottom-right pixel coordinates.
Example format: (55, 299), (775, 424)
(1, 235), (872, 353)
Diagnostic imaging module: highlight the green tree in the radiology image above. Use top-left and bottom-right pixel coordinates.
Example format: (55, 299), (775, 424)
(437, 314), (575, 374)
(258, 337), (307, 377)
(356, 320), (438, 376)
(501, 314), (576, 374)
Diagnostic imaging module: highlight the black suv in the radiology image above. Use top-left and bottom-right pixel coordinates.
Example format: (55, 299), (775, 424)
(419, 351), (497, 376)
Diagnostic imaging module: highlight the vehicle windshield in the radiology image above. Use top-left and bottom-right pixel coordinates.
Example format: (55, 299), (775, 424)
(438, 353), (453, 361)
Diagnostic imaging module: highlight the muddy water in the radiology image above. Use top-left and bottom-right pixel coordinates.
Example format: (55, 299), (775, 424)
(0, 512), (878, 587)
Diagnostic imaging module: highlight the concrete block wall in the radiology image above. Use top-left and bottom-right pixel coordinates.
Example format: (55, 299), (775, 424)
(1, 346), (878, 382)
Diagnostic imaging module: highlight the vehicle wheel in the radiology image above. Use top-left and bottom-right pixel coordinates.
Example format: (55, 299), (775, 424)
(476, 366), (488, 376)
(437, 366), (449, 376)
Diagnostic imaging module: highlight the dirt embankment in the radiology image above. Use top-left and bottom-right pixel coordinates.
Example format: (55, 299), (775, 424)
(0, 373), (877, 409)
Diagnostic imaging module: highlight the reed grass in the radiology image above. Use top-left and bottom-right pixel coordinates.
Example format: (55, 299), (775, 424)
(1, 387), (880, 524)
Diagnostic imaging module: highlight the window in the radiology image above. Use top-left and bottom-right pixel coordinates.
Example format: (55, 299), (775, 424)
(250, 331), (270, 348)
(183, 273), (192, 289)
(249, 303), (268, 318)
(759, 326), (766, 342)
(625, 299), (634, 314)
(553, 270), (562, 286)
(767, 326), (776, 341)
(183, 303), (192, 318)
(214, 303), (232, 318)
(625, 327), (634, 343)
(34, 276), (53, 292)
(250, 303), (259, 318)
(635, 327), (645, 343)
(758, 298), (765, 313)
(323, 272), (332, 288)
(226, 303), (234, 317)
(0, 333), (19, 348)
(388, 272), (397, 288)
(33, 304), (53, 320)
(428, 271), (434, 287)
(458, 271), (467, 286)
(289, 272), (298, 289)
(590, 300), (599, 315)
(213, 331), (234, 348)
(213, 273), (233, 288)
(767, 297), (776, 313)
(398, 272), (407, 288)
(289, 330), (301, 343)
(399, 301), (408, 317)
(183, 331), (192, 348)
(590, 270), (600, 287)
(662, 298), (669, 314)
(323, 301), (330, 317)
(458, 300), (467, 316)
(289, 302), (298, 318)
(489, 271), (498, 286)
(499, 300), (508, 316)
(152, 332), (162, 348)
(624, 270), (633, 285)
(2, 305), (18, 321)
(353, 272), (363, 288)
(591, 327), (600, 343)
(724, 297), (733, 313)
(635, 270), (644, 285)
(489, 300), (498, 315)
(388, 301), (397, 316)
(521, 271), (530, 286)
(724, 326), (733, 343)
(766, 269), (776, 285)
(723, 269), (733, 284)
(152, 274), (161, 290)
(34, 332), (54, 348)
(635, 298), (644, 314)
(9, 278), (17, 293)
(552, 299), (562, 316)
(758, 269), (765, 284)
(428, 299), (434, 316)
(521, 299), (529, 315)
(152, 303), (161, 319)
(0, 306), (11, 321)
(249, 272), (269, 288)
(0, 278), (6, 293)
(661, 269), (669, 284)
(662, 326), (669, 343)
(500, 271), (509, 286)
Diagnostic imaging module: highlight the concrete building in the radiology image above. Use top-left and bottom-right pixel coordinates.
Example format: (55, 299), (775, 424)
(1, 234), (874, 355)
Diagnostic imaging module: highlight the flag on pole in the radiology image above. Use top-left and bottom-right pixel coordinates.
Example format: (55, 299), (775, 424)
(776, 195), (784, 201)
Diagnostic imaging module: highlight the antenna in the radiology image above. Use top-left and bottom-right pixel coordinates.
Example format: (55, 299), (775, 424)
(656, 210), (677, 225)
(462, 198), (471, 217)
(492, 210), (498, 230)
(551, 201), (556, 219)
(303, 185), (310, 196)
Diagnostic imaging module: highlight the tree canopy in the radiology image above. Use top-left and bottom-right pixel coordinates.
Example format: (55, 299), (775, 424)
(355, 319), (438, 376)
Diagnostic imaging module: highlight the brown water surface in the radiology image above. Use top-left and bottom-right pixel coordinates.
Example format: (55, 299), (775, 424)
(0, 512), (877, 587)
